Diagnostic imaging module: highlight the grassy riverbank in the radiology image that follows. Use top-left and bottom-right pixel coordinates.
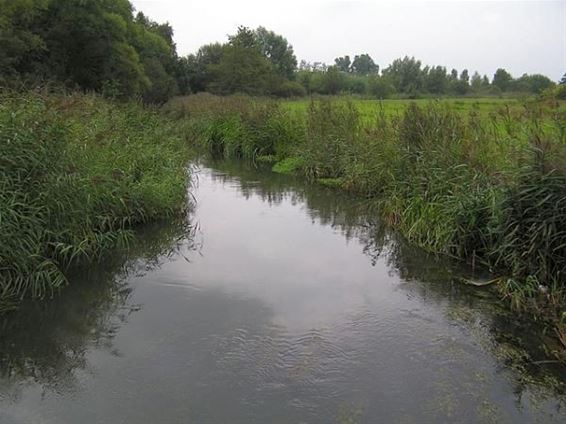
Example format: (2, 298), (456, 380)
(0, 91), (191, 311)
(169, 93), (566, 346)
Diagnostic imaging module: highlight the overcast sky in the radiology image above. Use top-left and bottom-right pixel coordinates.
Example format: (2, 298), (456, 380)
(131, 0), (565, 80)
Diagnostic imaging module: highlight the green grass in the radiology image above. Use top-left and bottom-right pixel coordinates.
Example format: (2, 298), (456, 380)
(0, 90), (191, 310)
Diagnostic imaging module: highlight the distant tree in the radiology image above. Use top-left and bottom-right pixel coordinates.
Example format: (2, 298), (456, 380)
(560, 73), (566, 85)
(184, 43), (223, 92)
(513, 73), (555, 94)
(382, 56), (423, 94)
(449, 68), (458, 81)
(368, 75), (395, 98)
(296, 70), (314, 93)
(351, 54), (378, 75)
(425, 65), (448, 94)
(174, 56), (192, 94)
(334, 56), (351, 72)
(492, 68), (513, 92)
(255, 26), (297, 79)
(481, 75), (490, 88)
(470, 71), (482, 91)
(208, 45), (273, 95)
(321, 66), (346, 94)
(228, 25), (257, 49)
(459, 69), (469, 84)
(346, 74), (367, 94)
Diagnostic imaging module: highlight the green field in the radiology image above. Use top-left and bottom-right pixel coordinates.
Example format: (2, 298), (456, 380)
(282, 97), (524, 117)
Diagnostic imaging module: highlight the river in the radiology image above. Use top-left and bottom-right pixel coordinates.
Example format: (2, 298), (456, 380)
(1, 161), (565, 423)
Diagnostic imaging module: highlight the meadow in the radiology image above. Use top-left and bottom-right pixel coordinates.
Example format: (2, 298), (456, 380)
(169, 93), (566, 337)
(281, 97), (527, 119)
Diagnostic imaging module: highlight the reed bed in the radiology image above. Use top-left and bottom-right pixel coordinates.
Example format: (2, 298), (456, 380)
(0, 91), (190, 310)
(175, 94), (566, 334)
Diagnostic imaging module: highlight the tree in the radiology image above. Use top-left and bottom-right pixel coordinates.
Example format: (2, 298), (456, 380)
(321, 66), (346, 94)
(228, 25), (257, 49)
(0, 0), (183, 101)
(207, 27), (276, 95)
(460, 69), (469, 84)
(368, 75), (395, 98)
(334, 56), (351, 72)
(449, 68), (458, 81)
(0, 0), (49, 81)
(492, 68), (513, 92)
(382, 56), (423, 94)
(184, 43), (224, 92)
(560, 73), (566, 85)
(513, 73), (555, 94)
(425, 65), (448, 94)
(351, 53), (378, 75)
(470, 71), (482, 91)
(255, 26), (297, 79)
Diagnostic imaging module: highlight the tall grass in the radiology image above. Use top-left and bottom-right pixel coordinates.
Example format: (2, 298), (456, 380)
(176, 93), (566, 326)
(0, 91), (190, 310)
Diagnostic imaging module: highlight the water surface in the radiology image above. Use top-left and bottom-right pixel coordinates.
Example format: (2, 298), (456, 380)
(1, 161), (565, 423)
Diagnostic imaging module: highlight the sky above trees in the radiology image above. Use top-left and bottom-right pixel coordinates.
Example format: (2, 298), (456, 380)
(131, 0), (565, 81)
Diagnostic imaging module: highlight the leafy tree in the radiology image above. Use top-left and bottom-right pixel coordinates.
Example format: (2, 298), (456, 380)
(449, 68), (458, 81)
(207, 27), (275, 95)
(492, 68), (513, 92)
(0, 0), (182, 101)
(560, 73), (566, 85)
(470, 71), (482, 91)
(346, 74), (367, 94)
(320, 66), (346, 94)
(382, 56), (423, 94)
(425, 66), (448, 94)
(351, 53), (378, 75)
(255, 26), (297, 79)
(185, 43), (224, 92)
(0, 0), (48, 81)
(460, 69), (469, 84)
(368, 75), (395, 98)
(228, 25), (257, 49)
(334, 56), (351, 73)
(512, 73), (555, 94)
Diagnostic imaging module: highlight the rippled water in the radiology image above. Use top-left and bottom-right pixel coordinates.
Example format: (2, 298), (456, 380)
(1, 161), (565, 423)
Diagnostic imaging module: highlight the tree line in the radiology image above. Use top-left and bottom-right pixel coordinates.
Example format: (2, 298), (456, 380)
(1, 0), (183, 102)
(295, 56), (559, 98)
(1, 0), (563, 101)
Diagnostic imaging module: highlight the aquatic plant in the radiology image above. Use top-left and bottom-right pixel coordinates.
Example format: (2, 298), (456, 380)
(0, 90), (191, 307)
(176, 94), (566, 324)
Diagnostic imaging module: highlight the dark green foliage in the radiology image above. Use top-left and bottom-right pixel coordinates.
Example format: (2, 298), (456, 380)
(351, 54), (378, 75)
(367, 76), (394, 98)
(493, 68), (513, 92)
(0, 0), (180, 102)
(207, 41), (274, 96)
(255, 26), (297, 80)
(382, 56), (424, 94)
(182, 26), (298, 97)
(334, 56), (351, 72)
(512, 74), (555, 95)
(0, 91), (190, 307)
